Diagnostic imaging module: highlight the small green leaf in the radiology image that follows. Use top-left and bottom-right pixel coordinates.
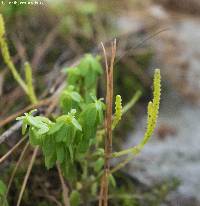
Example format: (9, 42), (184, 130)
(43, 136), (57, 169)
(27, 116), (41, 128)
(65, 124), (76, 145)
(94, 157), (104, 172)
(48, 122), (64, 135)
(91, 182), (98, 196)
(68, 145), (74, 162)
(55, 125), (68, 142)
(70, 190), (80, 206)
(22, 119), (28, 135)
(29, 127), (42, 146)
(37, 125), (49, 135)
(109, 174), (116, 188)
(71, 118), (82, 131)
(0, 180), (6, 196)
(16, 116), (25, 121)
(80, 104), (97, 127)
(56, 144), (65, 164)
(70, 92), (82, 102)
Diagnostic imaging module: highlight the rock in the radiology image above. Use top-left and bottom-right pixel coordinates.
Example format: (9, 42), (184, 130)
(152, 17), (200, 104)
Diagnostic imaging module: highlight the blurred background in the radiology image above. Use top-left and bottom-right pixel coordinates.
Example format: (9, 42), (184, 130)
(0, 0), (200, 205)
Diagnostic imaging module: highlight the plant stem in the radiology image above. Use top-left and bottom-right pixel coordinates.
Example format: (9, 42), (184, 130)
(0, 14), (37, 104)
(122, 90), (142, 115)
(112, 145), (141, 158)
(5, 142), (29, 199)
(16, 146), (39, 206)
(99, 39), (116, 206)
(0, 38), (28, 93)
(25, 62), (37, 103)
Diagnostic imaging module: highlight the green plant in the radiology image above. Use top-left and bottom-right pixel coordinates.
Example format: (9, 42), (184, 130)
(0, 14), (37, 104)
(0, 180), (8, 206)
(16, 50), (161, 205)
(0, 12), (161, 206)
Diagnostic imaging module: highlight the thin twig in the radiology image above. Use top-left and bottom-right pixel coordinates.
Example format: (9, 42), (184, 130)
(31, 26), (59, 69)
(57, 164), (70, 206)
(16, 92), (60, 206)
(100, 42), (109, 77)
(0, 136), (27, 164)
(0, 121), (22, 144)
(42, 194), (63, 206)
(16, 146), (39, 206)
(6, 142), (29, 198)
(0, 97), (52, 128)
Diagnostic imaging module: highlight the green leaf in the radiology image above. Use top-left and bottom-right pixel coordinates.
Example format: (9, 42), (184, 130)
(77, 138), (90, 154)
(16, 116), (25, 121)
(109, 174), (116, 188)
(54, 125), (68, 142)
(80, 104), (97, 127)
(56, 115), (69, 123)
(94, 157), (104, 172)
(0, 180), (8, 206)
(68, 145), (74, 162)
(91, 182), (98, 196)
(78, 57), (90, 76)
(66, 67), (81, 85)
(70, 91), (82, 102)
(22, 119), (28, 135)
(91, 56), (102, 74)
(27, 116), (50, 134)
(61, 160), (77, 181)
(65, 124), (76, 145)
(29, 127), (42, 146)
(71, 118), (82, 131)
(56, 144), (65, 164)
(0, 180), (6, 196)
(42, 136), (56, 157)
(55, 123), (76, 145)
(95, 100), (105, 124)
(70, 190), (80, 206)
(35, 116), (52, 125)
(44, 150), (57, 169)
(48, 122), (64, 135)
(37, 125), (49, 135)
(27, 116), (41, 128)
(84, 70), (97, 89)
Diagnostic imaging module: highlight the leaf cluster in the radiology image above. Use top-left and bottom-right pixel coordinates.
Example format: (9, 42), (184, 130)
(62, 54), (102, 104)
(17, 55), (105, 180)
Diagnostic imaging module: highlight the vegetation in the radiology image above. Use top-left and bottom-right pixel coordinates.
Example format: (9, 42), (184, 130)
(0, 8), (165, 206)
(15, 51), (161, 205)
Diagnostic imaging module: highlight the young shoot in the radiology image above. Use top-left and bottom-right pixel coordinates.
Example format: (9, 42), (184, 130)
(0, 14), (37, 104)
(112, 95), (122, 129)
(112, 69), (161, 158)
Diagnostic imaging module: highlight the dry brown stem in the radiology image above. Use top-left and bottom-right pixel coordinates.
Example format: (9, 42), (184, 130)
(99, 39), (116, 206)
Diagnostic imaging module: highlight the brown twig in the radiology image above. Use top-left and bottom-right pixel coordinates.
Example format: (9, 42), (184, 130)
(57, 164), (70, 206)
(99, 39), (116, 206)
(16, 92), (61, 206)
(31, 26), (59, 69)
(0, 135), (27, 164)
(16, 146), (39, 206)
(6, 141), (29, 198)
(0, 97), (52, 128)
(40, 193), (63, 206)
(0, 121), (22, 144)
(12, 34), (28, 63)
